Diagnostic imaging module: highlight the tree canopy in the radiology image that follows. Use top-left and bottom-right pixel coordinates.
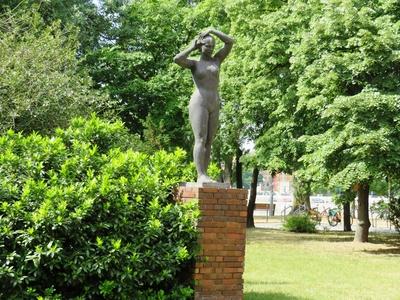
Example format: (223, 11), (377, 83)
(0, 10), (113, 134)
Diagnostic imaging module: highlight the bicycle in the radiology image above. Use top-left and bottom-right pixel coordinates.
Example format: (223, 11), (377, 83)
(327, 208), (341, 226)
(326, 208), (354, 227)
(308, 207), (322, 224)
(292, 204), (307, 215)
(290, 204), (322, 224)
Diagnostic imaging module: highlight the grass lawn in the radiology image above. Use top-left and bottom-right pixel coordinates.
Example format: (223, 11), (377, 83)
(244, 228), (400, 300)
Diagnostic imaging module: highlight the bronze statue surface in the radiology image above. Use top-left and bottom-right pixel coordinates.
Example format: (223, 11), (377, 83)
(174, 29), (234, 184)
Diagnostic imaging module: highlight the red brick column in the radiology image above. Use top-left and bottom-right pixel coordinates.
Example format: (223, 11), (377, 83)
(176, 185), (248, 300)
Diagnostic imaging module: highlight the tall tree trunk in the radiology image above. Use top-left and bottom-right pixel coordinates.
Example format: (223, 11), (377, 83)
(304, 192), (311, 211)
(291, 175), (300, 212)
(235, 147), (243, 189)
(269, 173), (275, 216)
(247, 167), (259, 228)
(343, 201), (352, 232)
(354, 184), (371, 242)
(223, 157), (233, 184)
(342, 189), (355, 232)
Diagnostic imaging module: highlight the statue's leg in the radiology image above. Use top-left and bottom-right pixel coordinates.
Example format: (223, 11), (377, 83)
(189, 104), (209, 181)
(205, 109), (219, 170)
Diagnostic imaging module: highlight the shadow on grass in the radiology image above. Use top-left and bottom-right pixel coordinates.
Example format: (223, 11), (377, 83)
(368, 232), (400, 246)
(246, 228), (354, 244)
(363, 232), (400, 255)
(245, 291), (307, 300)
(361, 247), (400, 256)
(247, 228), (400, 255)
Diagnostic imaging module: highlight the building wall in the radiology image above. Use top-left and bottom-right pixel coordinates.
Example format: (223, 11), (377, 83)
(259, 171), (293, 195)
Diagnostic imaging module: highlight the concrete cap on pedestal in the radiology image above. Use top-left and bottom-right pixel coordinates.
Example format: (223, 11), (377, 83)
(180, 182), (231, 189)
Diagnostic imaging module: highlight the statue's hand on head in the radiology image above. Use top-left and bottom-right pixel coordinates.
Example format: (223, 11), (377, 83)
(193, 38), (202, 50)
(197, 28), (214, 45)
(200, 28), (214, 37)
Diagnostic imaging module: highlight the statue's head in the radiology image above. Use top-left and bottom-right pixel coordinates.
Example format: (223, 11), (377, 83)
(199, 34), (215, 56)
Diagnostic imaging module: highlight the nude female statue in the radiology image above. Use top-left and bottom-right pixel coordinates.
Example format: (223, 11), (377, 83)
(174, 29), (234, 184)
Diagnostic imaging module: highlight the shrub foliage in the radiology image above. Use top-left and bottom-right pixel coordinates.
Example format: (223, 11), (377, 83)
(283, 215), (317, 233)
(0, 116), (198, 299)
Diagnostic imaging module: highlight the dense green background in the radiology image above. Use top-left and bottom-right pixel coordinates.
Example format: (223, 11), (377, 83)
(0, 2), (400, 296)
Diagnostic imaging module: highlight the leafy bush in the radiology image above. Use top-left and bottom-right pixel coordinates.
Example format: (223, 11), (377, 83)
(283, 215), (317, 233)
(0, 116), (198, 299)
(55, 114), (151, 154)
(207, 162), (222, 182)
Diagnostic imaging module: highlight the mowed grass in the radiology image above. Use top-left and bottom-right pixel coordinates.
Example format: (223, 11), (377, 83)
(244, 228), (400, 300)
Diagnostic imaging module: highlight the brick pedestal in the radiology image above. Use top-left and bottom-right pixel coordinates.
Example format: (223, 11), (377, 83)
(176, 185), (248, 300)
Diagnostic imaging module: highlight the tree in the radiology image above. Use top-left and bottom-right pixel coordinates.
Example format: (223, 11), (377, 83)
(0, 0), (106, 52)
(302, 92), (400, 241)
(223, 0), (400, 242)
(0, 10), (113, 134)
(296, 0), (400, 242)
(247, 166), (259, 228)
(221, 0), (317, 208)
(216, 1), (400, 240)
(83, 0), (198, 152)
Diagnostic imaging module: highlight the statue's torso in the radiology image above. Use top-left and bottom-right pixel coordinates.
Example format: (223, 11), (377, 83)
(190, 58), (220, 112)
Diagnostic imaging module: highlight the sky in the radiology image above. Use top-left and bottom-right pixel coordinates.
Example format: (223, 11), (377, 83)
(92, 0), (101, 8)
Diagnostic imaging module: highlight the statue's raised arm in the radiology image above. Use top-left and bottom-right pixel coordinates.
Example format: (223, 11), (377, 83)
(173, 39), (199, 69)
(174, 29), (234, 184)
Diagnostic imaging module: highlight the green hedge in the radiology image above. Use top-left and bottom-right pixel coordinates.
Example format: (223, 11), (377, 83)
(283, 214), (317, 233)
(0, 116), (198, 299)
